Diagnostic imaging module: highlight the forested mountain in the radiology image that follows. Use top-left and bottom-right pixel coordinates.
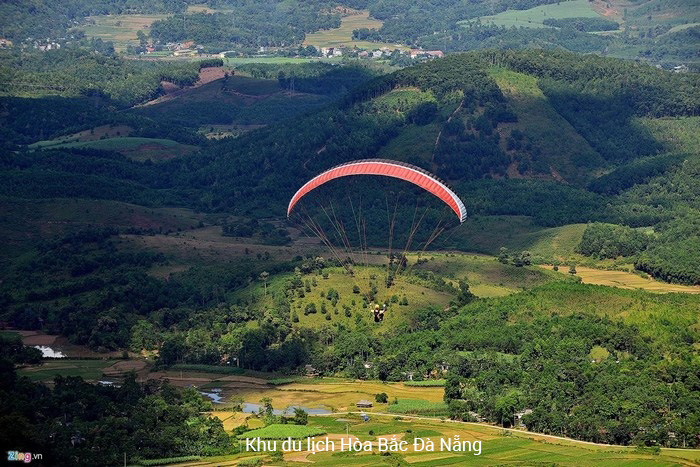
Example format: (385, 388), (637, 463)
(2, 50), (699, 282)
(2, 38), (700, 461)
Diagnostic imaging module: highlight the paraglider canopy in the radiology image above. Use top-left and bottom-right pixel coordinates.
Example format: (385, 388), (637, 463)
(287, 159), (467, 223)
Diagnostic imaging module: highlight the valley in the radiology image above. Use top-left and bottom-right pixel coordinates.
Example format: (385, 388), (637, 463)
(1, 3), (699, 462)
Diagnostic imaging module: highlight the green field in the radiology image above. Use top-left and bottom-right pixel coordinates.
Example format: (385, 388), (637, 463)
(468, 0), (602, 29)
(304, 10), (407, 51)
(403, 379), (446, 387)
(386, 399), (450, 416)
(17, 359), (112, 382)
(30, 136), (198, 162)
(33, 136), (178, 150)
(0, 198), (204, 257)
(135, 76), (330, 126)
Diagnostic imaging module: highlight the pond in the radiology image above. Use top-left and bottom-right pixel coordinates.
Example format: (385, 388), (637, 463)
(198, 389), (332, 414)
(200, 388), (225, 404)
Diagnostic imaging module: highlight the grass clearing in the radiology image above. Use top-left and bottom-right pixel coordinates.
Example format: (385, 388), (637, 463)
(468, 0), (602, 29)
(232, 264), (454, 331)
(79, 14), (169, 51)
(412, 252), (560, 297)
(29, 124), (134, 148)
(32, 136), (198, 162)
(304, 10), (407, 51)
(378, 122), (441, 165)
(443, 215), (587, 260)
(0, 198), (203, 257)
(135, 77), (330, 126)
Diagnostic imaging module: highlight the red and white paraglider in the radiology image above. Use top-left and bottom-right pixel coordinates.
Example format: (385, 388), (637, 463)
(288, 159), (467, 223)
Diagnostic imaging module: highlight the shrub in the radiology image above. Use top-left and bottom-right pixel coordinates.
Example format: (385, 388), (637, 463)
(238, 458), (263, 467)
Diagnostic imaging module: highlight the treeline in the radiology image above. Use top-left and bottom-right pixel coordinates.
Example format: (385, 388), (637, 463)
(0, 366), (232, 465)
(576, 223), (652, 259)
(0, 47), (215, 107)
(222, 218), (291, 245)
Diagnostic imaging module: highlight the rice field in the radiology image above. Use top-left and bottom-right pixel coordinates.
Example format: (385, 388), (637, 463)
(188, 412), (700, 466)
(386, 399), (450, 416)
(404, 380), (445, 387)
(568, 266), (700, 294)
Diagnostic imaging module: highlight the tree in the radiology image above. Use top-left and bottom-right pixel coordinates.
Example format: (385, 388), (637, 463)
(293, 408), (308, 425)
(569, 264), (577, 275)
(375, 392), (389, 403)
(455, 280), (476, 306)
(260, 397), (274, 418)
(498, 247), (509, 264)
(136, 30), (148, 48)
(260, 271), (269, 295)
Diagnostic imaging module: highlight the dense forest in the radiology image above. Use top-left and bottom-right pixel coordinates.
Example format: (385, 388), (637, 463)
(2, 50), (699, 283)
(150, 2), (341, 51)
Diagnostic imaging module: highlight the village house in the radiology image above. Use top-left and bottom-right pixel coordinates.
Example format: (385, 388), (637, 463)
(409, 49), (444, 59)
(514, 408), (533, 428)
(304, 364), (319, 377)
(356, 400), (373, 408)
